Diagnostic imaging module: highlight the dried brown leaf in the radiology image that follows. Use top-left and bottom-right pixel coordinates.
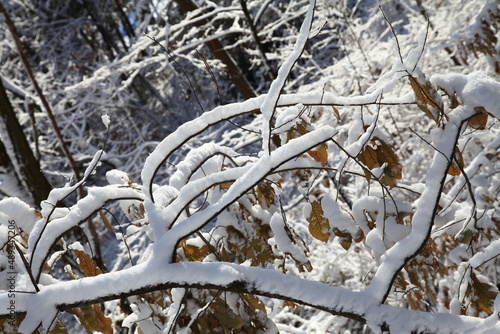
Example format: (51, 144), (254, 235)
(68, 304), (112, 334)
(226, 226), (274, 266)
(98, 210), (114, 233)
(409, 75), (443, 122)
(296, 122), (309, 136)
(308, 143), (328, 166)
(306, 200), (331, 242)
(448, 147), (464, 176)
(241, 293), (266, 313)
(339, 238), (352, 250)
(468, 107), (488, 130)
(212, 298), (245, 330)
(256, 182), (275, 207)
(219, 181), (233, 190)
(48, 318), (69, 334)
(332, 106), (341, 121)
(377, 139), (403, 181)
(471, 272), (498, 315)
(358, 138), (402, 188)
(283, 300), (300, 310)
(358, 145), (378, 170)
(180, 240), (211, 262)
(73, 250), (102, 277)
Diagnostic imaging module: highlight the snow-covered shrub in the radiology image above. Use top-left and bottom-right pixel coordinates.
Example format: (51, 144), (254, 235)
(0, 0), (499, 333)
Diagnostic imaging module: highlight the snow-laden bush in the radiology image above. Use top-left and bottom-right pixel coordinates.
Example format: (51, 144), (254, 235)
(1, 0), (499, 333)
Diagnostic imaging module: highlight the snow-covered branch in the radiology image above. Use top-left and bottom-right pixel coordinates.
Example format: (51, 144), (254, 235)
(0, 261), (488, 334)
(1, 1), (499, 333)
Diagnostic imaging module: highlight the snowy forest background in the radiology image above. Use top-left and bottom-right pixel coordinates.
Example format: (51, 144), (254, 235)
(0, 0), (499, 333)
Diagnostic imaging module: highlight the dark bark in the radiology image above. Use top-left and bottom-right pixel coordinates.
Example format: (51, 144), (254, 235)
(0, 2), (81, 182)
(239, 0), (276, 81)
(0, 78), (51, 206)
(174, 0), (258, 100)
(0, 3), (108, 268)
(114, 0), (136, 39)
(0, 273), (366, 326)
(81, 0), (120, 59)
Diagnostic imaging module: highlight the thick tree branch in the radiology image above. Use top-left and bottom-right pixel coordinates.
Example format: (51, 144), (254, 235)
(0, 261), (484, 333)
(239, 0), (276, 81)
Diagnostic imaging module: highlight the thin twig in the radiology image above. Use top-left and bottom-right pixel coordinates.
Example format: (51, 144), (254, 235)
(344, 15), (375, 80)
(453, 154), (478, 236)
(412, 16), (430, 73)
(102, 207), (135, 266)
(14, 241), (40, 292)
(239, 0), (276, 80)
(146, 34), (206, 113)
(196, 48), (222, 103)
(379, 6), (404, 65)
(408, 127), (449, 161)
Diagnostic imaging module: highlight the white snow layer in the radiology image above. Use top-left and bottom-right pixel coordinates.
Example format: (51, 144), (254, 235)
(269, 212), (309, 264)
(101, 114), (110, 129)
(431, 71), (500, 119)
(260, 0), (315, 153)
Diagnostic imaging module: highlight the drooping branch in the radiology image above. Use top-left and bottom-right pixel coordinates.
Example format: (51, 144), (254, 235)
(0, 261), (485, 334)
(29, 186), (145, 282)
(365, 110), (472, 303)
(141, 90), (412, 201)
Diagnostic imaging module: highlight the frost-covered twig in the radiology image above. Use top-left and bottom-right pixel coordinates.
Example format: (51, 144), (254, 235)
(142, 90), (410, 201)
(148, 126), (338, 263)
(261, 0), (315, 154)
(365, 106), (474, 303)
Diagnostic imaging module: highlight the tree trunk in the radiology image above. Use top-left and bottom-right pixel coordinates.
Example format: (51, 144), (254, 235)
(174, 0), (257, 100)
(0, 78), (51, 206)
